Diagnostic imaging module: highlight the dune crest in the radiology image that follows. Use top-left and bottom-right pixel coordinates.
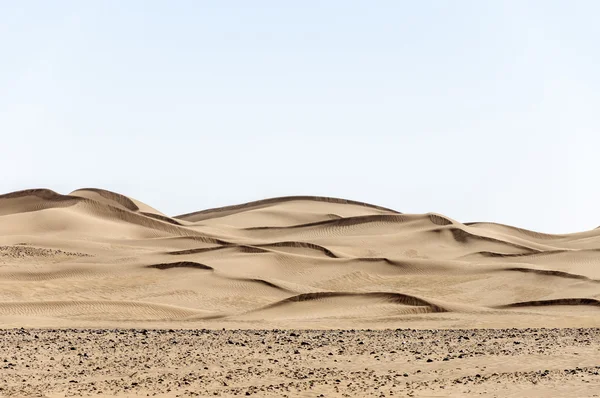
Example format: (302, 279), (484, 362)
(0, 187), (598, 328)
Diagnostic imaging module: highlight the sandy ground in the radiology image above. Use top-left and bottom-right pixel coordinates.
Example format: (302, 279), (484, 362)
(1, 188), (599, 396)
(0, 328), (598, 397)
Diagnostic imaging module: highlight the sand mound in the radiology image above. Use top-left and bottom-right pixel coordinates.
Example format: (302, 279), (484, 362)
(146, 261), (214, 271)
(498, 298), (600, 308)
(0, 187), (598, 328)
(70, 188), (140, 211)
(238, 292), (445, 321)
(501, 267), (598, 281)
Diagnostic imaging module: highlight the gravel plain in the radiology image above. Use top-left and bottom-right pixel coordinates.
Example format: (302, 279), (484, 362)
(0, 328), (599, 397)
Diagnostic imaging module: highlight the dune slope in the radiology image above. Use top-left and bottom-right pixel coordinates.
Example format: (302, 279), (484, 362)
(0, 188), (599, 328)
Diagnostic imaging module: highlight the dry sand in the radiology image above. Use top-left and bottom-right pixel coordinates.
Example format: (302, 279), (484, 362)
(0, 188), (599, 396)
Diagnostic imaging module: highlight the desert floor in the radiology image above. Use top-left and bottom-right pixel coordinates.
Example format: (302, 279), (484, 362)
(0, 328), (598, 397)
(1, 188), (599, 396)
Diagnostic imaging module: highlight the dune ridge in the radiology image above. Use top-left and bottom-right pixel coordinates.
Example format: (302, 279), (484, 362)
(497, 298), (600, 308)
(175, 195), (401, 222)
(147, 261), (214, 271)
(260, 292), (446, 311)
(0, 187), (598, 328)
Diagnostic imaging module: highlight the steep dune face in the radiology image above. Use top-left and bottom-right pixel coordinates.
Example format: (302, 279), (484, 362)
(0, 188), (599, 328)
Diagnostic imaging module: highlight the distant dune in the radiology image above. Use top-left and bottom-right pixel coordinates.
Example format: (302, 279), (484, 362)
(0, 188), (599, 328)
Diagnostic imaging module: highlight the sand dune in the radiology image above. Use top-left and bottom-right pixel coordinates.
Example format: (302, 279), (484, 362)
(0, 187), (599, 328)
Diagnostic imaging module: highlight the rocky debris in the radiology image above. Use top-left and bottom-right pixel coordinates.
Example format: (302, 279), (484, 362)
(0, 328), (597, 396)
(0, 245), (91, 259)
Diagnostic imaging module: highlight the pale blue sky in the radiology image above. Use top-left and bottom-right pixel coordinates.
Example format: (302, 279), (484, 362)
(2, 1), (599, 232)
